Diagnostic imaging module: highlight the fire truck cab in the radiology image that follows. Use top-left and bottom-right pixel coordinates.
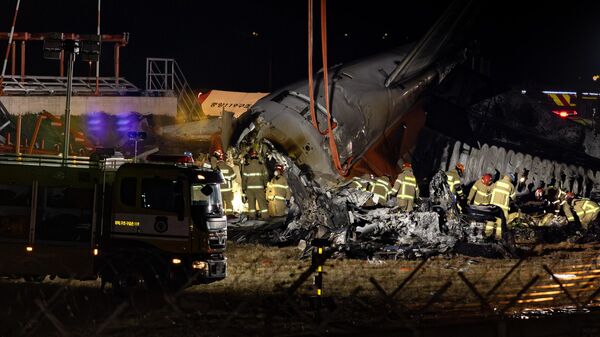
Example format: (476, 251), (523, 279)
(0, 153), (227, 289)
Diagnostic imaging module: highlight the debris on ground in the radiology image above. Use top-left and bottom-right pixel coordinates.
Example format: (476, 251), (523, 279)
(227, 146), (598, 260)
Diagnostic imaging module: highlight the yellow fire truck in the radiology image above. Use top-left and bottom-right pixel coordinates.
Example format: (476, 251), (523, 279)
(0, 152), (227, 291)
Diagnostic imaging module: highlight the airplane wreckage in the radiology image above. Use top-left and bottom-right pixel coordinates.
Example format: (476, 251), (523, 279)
(213, 0), (600, 259)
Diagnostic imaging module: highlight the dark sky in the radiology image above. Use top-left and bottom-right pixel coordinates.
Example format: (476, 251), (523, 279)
(1, 1), (600, 92)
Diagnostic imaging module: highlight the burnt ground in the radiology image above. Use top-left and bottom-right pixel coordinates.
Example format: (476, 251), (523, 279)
(3, 243), (600, 337)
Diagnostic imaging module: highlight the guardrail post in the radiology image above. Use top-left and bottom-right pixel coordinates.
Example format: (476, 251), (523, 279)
(311, 238), (329, 322)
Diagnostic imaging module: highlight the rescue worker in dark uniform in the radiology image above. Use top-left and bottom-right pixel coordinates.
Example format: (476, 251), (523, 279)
(391, 163), (419, 212)
(467, 173), (493, 206)
(545, 185), (567, 215)
(266, 164), (292, 217)
(447, 163), (465, 199)
(241, 149), (269, 220)
(214, 149), (236, 215)
(519, 187), (550, 214)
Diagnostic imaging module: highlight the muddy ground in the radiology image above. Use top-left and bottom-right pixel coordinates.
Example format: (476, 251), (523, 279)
(3, 243), (600, 337)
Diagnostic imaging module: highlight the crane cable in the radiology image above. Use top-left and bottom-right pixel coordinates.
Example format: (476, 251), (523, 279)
(307, 0), (327, 135)
(308, 0), (351, 175)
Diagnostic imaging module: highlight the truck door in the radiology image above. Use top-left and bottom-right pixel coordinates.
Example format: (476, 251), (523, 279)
(112, 175), (190, 253)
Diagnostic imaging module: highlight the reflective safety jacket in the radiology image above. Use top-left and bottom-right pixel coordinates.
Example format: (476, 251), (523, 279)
(350, 177), (369, 191)
(369, 176), (391, 205)
(242, 159), (268, 191)
(391, 168), (419, 201)
(490, 176), (516, 212)
(216, 161), (236, 193)
(446, 169), (463, 196)
(572, 198), (600, 226)
(266, 176), (291, 201)
(468, 179), (492, 205)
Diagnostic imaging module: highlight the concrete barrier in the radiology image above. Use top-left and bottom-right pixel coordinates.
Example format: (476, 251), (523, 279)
(0, 96), (177, 116)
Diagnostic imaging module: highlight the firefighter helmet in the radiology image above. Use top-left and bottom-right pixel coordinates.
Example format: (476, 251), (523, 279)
(402, 162), (412, 169)
(455, 163), (465, 175)
(481, 173), (492, 186)
(535, 188), (544, 200)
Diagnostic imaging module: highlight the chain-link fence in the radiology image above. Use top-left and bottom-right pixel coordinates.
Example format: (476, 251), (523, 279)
(3, 243), (600, 337)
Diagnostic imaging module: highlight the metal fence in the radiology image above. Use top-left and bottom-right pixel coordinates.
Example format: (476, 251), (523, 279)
(4, 243), (600, 336)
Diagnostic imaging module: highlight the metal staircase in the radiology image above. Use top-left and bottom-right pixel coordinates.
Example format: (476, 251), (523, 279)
(145, 58), (201, 121)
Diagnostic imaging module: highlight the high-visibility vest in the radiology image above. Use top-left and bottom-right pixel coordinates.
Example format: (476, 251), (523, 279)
(573, 199), (600, 220)
(391, 169), (419, 201)
(446, 169), (463, 196)
(563, 200), (576, 222)
(490, 177), (516, 211)
(266, 176), (291, 201)
(468, 179), (491, 205)
(369, 176), (391, 204)
(216, 161), (236, 192)
(350, 177), (368, 191)
(242, 159), (268, 190)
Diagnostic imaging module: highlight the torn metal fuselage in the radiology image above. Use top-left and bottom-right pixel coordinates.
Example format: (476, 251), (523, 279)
(235, 46), (454, 186)
(234, 0), (474, 186)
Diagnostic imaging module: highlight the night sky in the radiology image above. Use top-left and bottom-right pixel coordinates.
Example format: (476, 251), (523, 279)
(1, 1), (600, 92)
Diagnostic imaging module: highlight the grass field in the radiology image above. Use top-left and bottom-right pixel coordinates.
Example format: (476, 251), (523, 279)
(3, 242), (600, 336)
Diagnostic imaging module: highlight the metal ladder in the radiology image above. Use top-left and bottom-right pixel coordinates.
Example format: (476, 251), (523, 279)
(145, 58), (201, 121)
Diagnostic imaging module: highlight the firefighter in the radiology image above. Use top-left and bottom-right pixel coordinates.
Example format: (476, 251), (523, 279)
(391, 163), (419, 212)
(210, 150), (220, 169)
(266, 164), (292, 217)
(195, 153), (213, 169)
(491, 174), (516, 218)
(214, 150), (236, 215)
(485, 174), (516, 240)
(241, 149), (269, 220)
(564, 193), (600, 230)
(446, 163), (465, 198)
(367, 175), (391, 206)
(545, 185), (567, 215)
(350, 175), (369, 191)
(467, 173), (493, 206)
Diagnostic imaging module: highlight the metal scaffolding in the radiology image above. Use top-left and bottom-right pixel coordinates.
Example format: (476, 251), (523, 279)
(0, 75), (139, 95)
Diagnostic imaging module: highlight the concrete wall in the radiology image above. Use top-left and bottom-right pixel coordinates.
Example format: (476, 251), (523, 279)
(0, 96), (177, 116)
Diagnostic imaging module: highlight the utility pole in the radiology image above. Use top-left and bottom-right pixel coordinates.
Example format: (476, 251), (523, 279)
(95, 0), (101, 95)
(44, 33), (100, 163)
(62, 40), (76, 160)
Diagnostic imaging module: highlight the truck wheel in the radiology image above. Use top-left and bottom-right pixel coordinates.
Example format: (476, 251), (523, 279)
(24, 275), (46, 282)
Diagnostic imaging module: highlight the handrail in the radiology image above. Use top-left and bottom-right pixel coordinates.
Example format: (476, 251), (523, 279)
(145, 58), (201, 121)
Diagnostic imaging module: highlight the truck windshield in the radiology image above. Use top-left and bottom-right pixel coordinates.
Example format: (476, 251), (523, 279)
(191, 184), (222, 217)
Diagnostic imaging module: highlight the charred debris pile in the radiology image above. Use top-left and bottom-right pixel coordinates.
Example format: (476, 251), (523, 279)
(228, 150), (600, 260)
